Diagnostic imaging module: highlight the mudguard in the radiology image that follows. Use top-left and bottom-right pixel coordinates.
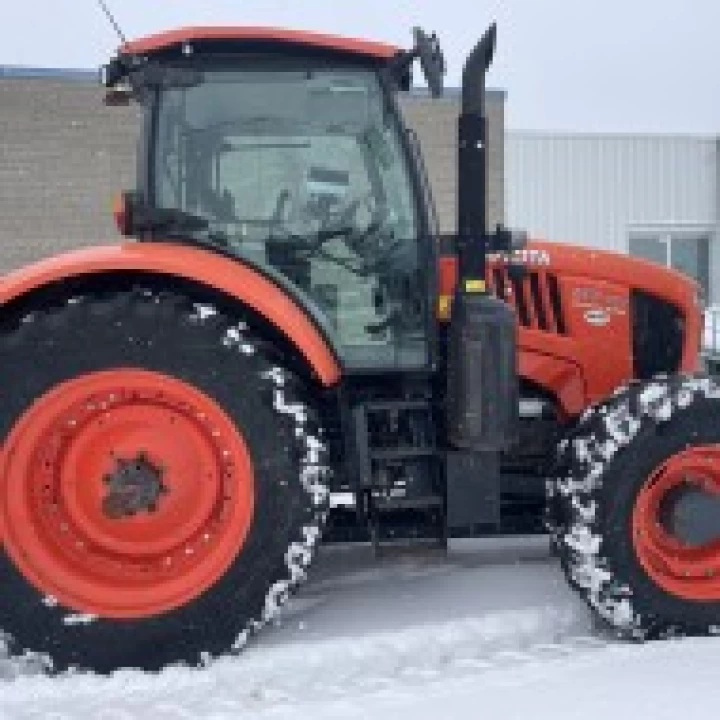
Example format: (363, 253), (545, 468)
(518, 350), (586, 418)
(0, 243), (342, 386)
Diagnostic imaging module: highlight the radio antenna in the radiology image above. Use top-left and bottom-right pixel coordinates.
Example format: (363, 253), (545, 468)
(96, 0), (127, 45)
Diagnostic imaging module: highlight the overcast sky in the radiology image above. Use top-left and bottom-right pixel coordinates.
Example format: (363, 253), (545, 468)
(2, 0), (718, 133)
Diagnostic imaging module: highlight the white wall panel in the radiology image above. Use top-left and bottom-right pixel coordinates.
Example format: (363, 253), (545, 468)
(506, 133), (717, 254)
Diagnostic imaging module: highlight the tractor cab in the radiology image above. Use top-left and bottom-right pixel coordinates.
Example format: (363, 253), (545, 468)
(104, 28), (446, 372)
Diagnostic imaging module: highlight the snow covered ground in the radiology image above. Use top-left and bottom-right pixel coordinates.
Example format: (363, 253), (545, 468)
(2, 536), (719, 719)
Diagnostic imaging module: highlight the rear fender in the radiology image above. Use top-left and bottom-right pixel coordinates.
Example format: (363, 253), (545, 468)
(0, 243), (342, 387)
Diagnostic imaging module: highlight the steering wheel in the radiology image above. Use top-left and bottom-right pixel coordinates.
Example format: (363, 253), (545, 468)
(266, 188), (404, 276)
(337, 197), (395, 259)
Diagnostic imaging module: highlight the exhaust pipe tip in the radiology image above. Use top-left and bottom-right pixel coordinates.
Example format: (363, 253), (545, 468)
(462, 22), (497, 115)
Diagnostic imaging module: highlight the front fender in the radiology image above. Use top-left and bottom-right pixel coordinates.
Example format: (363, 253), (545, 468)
(0, 243), (342, 387)
(518, 349), (587, 418)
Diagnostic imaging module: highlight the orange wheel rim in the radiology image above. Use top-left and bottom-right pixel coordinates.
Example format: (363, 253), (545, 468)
(632, 445), (720, 601)
(0, 369), (254, 619)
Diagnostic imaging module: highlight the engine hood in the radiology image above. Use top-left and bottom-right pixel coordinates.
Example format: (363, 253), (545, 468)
(524, 240), (700, 313)
(484, 239), (703, 414)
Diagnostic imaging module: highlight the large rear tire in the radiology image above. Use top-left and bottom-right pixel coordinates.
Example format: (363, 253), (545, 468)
(551, 375), (720, 638)
(0, 290), (330, 672)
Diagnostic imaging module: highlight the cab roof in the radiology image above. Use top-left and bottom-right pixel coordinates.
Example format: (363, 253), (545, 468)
(121, 26), (400, 62)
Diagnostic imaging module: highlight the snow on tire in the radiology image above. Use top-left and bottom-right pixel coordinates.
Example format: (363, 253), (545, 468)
(0, 290), (330, 673)
(550, 374), (720, 639)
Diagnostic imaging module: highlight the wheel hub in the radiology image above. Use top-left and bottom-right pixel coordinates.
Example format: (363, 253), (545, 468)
(102, 453), (168, 519)
(658, 481), (720, 547)
(632, 445), (720, 601)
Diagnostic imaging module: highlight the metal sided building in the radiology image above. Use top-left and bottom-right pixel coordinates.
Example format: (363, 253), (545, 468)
(506, 132), (720, 304)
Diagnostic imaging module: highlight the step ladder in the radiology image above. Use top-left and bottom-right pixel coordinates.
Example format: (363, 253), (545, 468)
(352, 399), (446, 554)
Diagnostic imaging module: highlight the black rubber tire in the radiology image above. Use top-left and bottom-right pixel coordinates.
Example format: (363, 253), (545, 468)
(0, 290), (330, 673)
(549, 375), (720, 639)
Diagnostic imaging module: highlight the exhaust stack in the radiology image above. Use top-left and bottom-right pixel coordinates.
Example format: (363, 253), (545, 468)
(457, 22), (497, 284)
(447, 23), (518, 452)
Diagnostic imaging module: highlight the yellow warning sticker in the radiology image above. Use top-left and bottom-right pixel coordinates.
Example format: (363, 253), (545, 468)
(437, 294), (452, 320)
(464, 279), (486, 293)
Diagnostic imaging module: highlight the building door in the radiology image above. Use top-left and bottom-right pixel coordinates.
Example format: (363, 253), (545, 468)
(629, 232), (710, 298)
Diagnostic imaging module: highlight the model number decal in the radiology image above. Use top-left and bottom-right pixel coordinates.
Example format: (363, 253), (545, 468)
(583, 308), (611, 327)
(573, 287), (627, 316)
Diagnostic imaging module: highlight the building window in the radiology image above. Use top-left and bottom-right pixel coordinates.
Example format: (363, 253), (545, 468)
(629, 233), (710, 297)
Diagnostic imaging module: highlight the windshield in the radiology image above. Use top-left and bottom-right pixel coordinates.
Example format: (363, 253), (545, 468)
(153, 62), (429, 369)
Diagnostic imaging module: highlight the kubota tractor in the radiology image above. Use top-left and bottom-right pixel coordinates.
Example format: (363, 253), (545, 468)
(0, 24), (716, 673)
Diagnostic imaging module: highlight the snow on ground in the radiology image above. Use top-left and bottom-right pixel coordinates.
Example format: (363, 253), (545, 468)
(1, 536), (719, 719)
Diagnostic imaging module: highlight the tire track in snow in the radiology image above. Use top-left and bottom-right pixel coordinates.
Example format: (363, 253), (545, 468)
(1, 539), (603, 718)
(1, 606), (611, 719)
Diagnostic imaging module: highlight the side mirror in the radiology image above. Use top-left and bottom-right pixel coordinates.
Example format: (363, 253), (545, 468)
(103, 85), (133, 106)
(112, 191), (136, 236)
(100, 59), (133, 106)
(413, 28), (445, 98)
(99, 59), (126, 88)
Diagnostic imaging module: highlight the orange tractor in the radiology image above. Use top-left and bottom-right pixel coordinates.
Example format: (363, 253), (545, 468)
(0, 24), (716, 673)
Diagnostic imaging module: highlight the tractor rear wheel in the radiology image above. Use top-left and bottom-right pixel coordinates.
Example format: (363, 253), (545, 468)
(0, 290), (330, 672)
(551, 375), (720, 638)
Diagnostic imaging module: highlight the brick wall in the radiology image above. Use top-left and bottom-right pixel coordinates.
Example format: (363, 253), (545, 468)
(398, 91), (505, 234)
(0, 76), (504, 272)
(0, 77), (138, 270)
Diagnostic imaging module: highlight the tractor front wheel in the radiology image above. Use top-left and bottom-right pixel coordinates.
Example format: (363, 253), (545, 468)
(0, 290), (329, 672)
(551, 376), (720, 638)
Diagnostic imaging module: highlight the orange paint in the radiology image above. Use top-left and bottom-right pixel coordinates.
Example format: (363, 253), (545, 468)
(111, 192), (130, 236)
(438, 240), (702, 415)
(0, 243), (341, 386)
(122, 26), (399, 61)
(0, 370), (255, 618)
(632, 445), (720, 601)
(517, 351), (586, 418)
